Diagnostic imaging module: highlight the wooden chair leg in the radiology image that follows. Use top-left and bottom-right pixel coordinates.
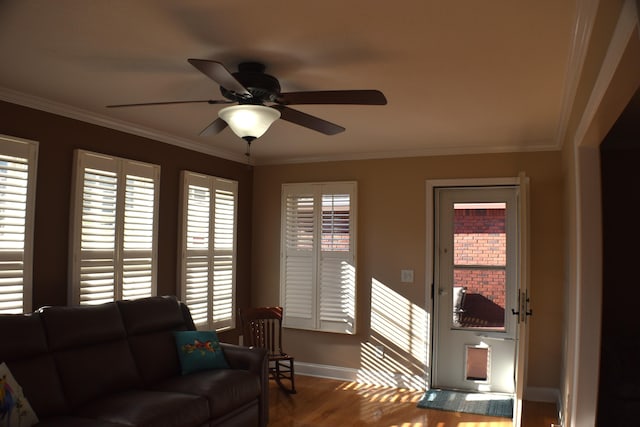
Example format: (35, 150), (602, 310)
(274, 360), (296, 394)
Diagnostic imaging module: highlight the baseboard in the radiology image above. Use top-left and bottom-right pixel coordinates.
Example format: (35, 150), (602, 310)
(296, 362), (359, 381)
(524, 386), (561, 404)
(297, 361), (560, 404)
(295, 361), (426, 390)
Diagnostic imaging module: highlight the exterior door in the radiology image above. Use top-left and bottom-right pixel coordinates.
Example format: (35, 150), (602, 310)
(433, 186), (519, 394)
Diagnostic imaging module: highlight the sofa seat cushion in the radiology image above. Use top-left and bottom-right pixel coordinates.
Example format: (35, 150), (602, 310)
(153, 369), (260, 419)
(210, 401), (260, 427)
(74, 390), (209, 427)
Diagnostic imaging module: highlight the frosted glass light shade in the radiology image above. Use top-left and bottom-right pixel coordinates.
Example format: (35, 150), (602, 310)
(218, 105), (281, 140)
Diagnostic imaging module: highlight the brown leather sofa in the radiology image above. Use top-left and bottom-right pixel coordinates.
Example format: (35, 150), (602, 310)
(0, 296), (268, 427)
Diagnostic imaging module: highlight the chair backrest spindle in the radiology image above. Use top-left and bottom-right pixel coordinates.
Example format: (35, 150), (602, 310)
(240, 307), (285, 356)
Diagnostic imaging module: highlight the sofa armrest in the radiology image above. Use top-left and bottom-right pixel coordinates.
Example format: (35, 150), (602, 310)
(220, 343), (269, 426)
(220, 343), (265, 373)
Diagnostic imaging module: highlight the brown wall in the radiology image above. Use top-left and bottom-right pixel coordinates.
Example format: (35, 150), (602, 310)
(0, 98), (566, 390)
(0, 100), (253, 342)
(252, 151), (564, 389)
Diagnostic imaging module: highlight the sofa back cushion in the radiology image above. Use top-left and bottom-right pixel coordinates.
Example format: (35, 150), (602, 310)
(117, 296), (191, 384)
(40, 302), (142, 408)
(0, 312), (68, 416)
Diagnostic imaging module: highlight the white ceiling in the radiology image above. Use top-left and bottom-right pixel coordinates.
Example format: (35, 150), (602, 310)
(0, 0), (578, 165)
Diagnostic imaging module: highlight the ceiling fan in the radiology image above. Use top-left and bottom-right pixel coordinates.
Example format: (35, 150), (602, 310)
(107, 59), (387, 142)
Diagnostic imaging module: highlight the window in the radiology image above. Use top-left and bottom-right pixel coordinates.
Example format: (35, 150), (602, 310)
(280, 182), (357, 334)
(0, 135), (38, 314)
(179, 171), (238, 331)
(70, 150), (160, 305)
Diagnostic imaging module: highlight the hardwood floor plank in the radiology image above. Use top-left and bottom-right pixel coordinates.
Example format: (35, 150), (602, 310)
(269, 375), (558, 427)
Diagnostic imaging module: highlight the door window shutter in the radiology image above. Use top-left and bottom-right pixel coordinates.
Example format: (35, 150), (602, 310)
(0, 136), (37, 314)
(71, 150), (159, 305)
(281, 182), (357, 334)
(180, 172), (237, 331)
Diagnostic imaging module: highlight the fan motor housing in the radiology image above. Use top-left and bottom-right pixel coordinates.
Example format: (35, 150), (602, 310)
(220, 62), (281, 104)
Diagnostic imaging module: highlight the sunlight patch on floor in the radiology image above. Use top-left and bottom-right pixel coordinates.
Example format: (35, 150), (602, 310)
(336, 380), (423, 404)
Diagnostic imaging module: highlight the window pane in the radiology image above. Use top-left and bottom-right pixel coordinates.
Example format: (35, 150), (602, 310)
(321, 194), (350, 252)
(454, 203), (505, 266)
(187, 185), (210, 250)
(453, 268), (506, 330)
(452, 203), (507, 331)
(286, 195), (314, 251)
(81, 169), (117, 251)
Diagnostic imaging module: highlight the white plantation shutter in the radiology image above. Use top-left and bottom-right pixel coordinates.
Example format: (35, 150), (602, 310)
(0, 136), (37, 314)
(183, 183), (210, 326)
(319, 192), (355, 333)
(280, 182), (357, 334)
(122, 175), (155, 300)
(71, 150), (159, 305)
(78, 168), (117, 305)
(212, 185), (236, 329)
(281, 189), (316, 329)
(179, 172), (237, 331)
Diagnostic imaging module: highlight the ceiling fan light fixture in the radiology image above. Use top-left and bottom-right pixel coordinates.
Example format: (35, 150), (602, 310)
(218, 105), (280, 141)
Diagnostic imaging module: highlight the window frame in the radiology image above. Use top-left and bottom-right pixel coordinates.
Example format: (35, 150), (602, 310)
(280, 181), (357, 334)
(69, 149), (160, 305)
(178, 171), (238, 331)
(0, 134), (38, 314)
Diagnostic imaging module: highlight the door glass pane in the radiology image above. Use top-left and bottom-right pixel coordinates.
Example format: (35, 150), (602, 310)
(452, 202), (506, 331)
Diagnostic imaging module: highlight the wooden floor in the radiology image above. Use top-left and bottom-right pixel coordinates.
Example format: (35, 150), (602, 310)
(269, 375), (559, 427)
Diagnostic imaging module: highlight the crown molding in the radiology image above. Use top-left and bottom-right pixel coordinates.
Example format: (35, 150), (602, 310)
(256, 141), (559, 165)
(554, 0), (600, 150)
(0, 87), (249, 164)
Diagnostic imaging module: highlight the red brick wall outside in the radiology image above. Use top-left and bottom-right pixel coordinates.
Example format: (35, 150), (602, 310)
(453, 208), (506, 327)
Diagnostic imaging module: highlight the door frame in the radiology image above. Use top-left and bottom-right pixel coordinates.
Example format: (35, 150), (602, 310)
(425, 176), (529, 425)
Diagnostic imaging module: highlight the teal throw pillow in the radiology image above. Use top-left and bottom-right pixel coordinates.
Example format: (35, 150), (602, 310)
(174, 330), (229, 374)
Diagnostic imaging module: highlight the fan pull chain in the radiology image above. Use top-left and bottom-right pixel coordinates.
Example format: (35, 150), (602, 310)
(245, 141), (252, 161)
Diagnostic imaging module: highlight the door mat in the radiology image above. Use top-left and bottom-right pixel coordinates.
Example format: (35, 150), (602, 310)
(417, 389), (513, 418)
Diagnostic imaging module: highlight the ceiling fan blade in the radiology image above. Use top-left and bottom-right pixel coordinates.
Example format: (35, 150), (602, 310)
(199, 118), (228, 136)
(272, 106), (345, 135)
(107, 99), (232, 108)
(187, 59), (251, 97)
(276, 90), (387, 106)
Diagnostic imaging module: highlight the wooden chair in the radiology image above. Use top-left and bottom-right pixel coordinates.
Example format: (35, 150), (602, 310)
(239, 306), (296, 394)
